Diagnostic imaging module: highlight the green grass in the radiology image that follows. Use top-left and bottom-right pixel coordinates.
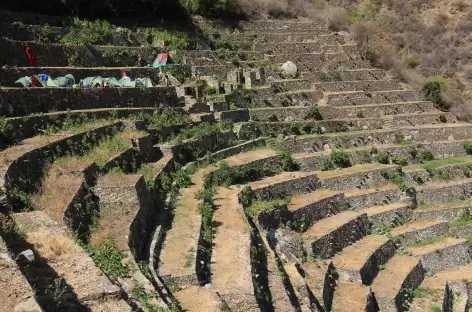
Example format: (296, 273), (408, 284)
(448, 209), (472, 228)
(90, 239), (130, 278)
(245, 198), (291, 217)
(405, 156), (472, 170)
(409, 234), (451, 247)
(138, 163), (163, 188)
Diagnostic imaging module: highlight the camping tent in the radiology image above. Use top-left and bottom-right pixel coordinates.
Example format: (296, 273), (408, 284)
(152, 53), (168, 67)
(15, 74), (75, 87)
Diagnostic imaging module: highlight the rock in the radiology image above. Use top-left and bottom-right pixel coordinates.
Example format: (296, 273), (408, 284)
(14, 297), (42, 312)
(115, 27), (123, 32)
(280, 61), (298, 78)
(271, 228), (304, 261)
(17, 250), (34, 265)
(277, 134), (284, 140)
(204, 283), (212, 289)
(362, 126), (368, 130)
(321, 127), (326, 133)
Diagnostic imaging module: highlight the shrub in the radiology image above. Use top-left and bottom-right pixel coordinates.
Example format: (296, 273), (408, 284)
(423, 76), (449, 110)
(145, 108), (190, 130)
(405, 56), (420, 68)
(375, 152), (390, 164)
(238, 186), (256, 208)
(419, 150), (434, 163)
(280, 150), (299, 172)
(321, 159), (335, 171)
(464, 142), (472, 155)
(356, 111), (364, 118)
(330, 150), (351, 168)
(304, 106), (323, 120)
(392, 156), (408, 166)
(91, 240), (130, 278)
(61, 18), (113, 45)
(439, 114), (447, 123)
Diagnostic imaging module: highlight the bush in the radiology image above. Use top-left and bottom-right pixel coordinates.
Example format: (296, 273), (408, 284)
(464, 142), (472, 155)
(61, 18), (113, 45)
(238, 186), (256, 208)
(423, 76), (449, 110)
(321, 159), (335, 171)
(330, 150), (351, 168)
(419, 150), (434, 163)
(304, 106), (323, 120)
(375, 152), (390, 164)
(91, 240), (130, 278)
(392, 156), (409, 166)
(405, 56), (420, 68)
(439, 114), (447, 123)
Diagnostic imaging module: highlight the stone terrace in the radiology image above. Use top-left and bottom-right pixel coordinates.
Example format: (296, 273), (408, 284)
(1, 8), (472, 312)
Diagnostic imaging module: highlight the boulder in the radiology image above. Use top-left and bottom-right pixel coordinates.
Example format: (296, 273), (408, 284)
(270, 228), (304, 261)
(16, 249), (34, 265)
(280, 61), (297, 78)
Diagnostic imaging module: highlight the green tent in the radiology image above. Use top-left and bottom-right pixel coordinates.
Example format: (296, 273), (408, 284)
(118, 77), (136, 87)
(136, 77), (153, 88)
(15, 74), (75, 87)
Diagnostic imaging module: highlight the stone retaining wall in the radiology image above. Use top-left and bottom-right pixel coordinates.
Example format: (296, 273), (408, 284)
(253, 173), (318, 201)
(0, 38), (162, 67)
(0, 87), (180, 117)
(2, 122), (123, 211)
(248, 102), (436, 121)
(320, 166), (397, 191)
(313, 79), (400, 93)
(237, 113), (450, 139)
(392, 261), (424, 312)
(413, 240), (471, 274)
(302, 69), (386, 82)
(283, 124), (472, 153)
(0, 66), (164, 86)
(416, 180), (472, 205)
(327, 90), (423, 106)
(305, 213), (369, 258)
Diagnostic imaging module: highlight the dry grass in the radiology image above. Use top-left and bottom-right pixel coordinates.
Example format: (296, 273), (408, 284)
(30, 164), (83, 223)
(35, 233), (76, 260)
(333, 0), (472, 118)
(89, 203), (134, 251)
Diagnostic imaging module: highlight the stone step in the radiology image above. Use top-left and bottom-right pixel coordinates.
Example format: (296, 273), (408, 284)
(266, 52), (351, 65)
(173, 285), (221, 312)
(408, 277), (466, 312)
(0, 87), (180, 118)
(191, 64), (234, 78)
(302, 211), (369, 258)
(237, 20), (327, 32)
(0, 236), (43, 312)
(344, 184), (402, 210)
(159, 149), (277, 286)
(407, 237), (471, 274)
(332, 234), (396, 285)
(211, 186), (258, 311)
(327, 90), (423, 107)
(287, 188), (347, 228)
(371, 255), (424, 311)
(255, 42), (357, 54)
(412, 265), (472, 312)
(313, 80), (401, 93)
(301, 68), (386, 82)
(317, 163), (396, 191)
(331, 282), (369, 312)
(283, 122), (472, 154)
(416, 178), (472, 205)
(412, 201), (472, 222)
(296, 59), (373, 72)
(250, 171), (318, 200)
(248, 101), (436, 121)
(390, 219), (449, 246)
(238, 111), (452, 140)
(270, 78), (313, 92)
(11, 211), (130, 311)
(360, 202), (412, 228)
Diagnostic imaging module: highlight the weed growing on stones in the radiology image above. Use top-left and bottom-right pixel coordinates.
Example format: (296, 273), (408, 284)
(419, 150), (434, 163)
(392, 156), (408, 166)
(464, 142), (472, 155)
(448, 209), (472, 228)
(61, 18), (113, 45)
(330, 149), (351, 168)
(321, 159), (335, 171)
(90, 239), (130, 278)
(304, 106), (323, 120)
(375, 151), (390, 164)
(0, 115), (13, 146)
